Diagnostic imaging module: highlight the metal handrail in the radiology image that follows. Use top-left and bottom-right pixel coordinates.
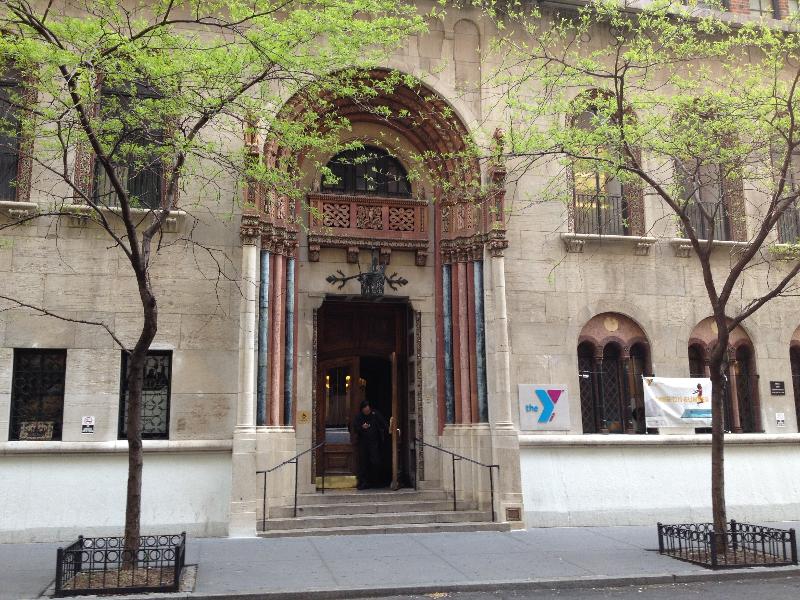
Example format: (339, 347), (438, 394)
(414, 437), (499, 523)
(256, 442), (326, 530)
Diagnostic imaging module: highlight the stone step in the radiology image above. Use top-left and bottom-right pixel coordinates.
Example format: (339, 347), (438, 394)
(270, 499), (467, 518)
(262, 510), (492, 531)
(257, 520), (510, 538)
(295, 489), (447, 506)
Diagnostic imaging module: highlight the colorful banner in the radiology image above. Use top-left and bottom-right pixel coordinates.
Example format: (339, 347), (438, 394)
(643, 376), (712, 428)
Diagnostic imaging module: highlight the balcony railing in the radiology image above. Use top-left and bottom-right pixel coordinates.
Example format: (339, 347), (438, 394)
(307, 192), (429, 264)
(573, 193), (628, 236)
(777, 206), (800, 244)
(684, 201), (730, 241)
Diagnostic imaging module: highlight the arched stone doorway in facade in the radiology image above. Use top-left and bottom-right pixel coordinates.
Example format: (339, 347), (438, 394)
(688, 317), (762, 433)
(577, 312), (651, 434)
(242, 69), (509, 493)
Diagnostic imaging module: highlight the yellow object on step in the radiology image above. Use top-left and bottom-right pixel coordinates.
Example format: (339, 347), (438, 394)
(316, 475), (357, 489)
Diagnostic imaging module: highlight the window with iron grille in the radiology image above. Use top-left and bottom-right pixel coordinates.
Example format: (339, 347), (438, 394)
(775, 151), (800, 243)
(791, 347), (800, 429)
(321, 146), (411, 197)
(0, 77), (20, 202)
(571, 108), (631, 236)
(9, 349), (67, 441)
(749, 0), (775, 15)
(94, 83), (163, 210)
(677, 160), (731, 240)
(789, 0), (799, 14)
(119, 351), (172, 439)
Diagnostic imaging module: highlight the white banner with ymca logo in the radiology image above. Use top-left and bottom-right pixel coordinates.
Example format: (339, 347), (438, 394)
(643, 376), (713, 428)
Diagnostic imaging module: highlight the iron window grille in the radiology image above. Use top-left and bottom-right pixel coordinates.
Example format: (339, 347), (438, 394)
(0, 77), (20, 202)
(93, 83), (164, 210)
(321, 146), (411, 197)
(791, 348), (800, 427)
(749, 0), (775, 16)
(119, 351), (172, 440)
(678, 161), (731, 241)
(9, 349), (67, 441)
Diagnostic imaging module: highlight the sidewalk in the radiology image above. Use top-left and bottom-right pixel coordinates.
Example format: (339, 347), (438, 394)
(3, 525), (799, 600)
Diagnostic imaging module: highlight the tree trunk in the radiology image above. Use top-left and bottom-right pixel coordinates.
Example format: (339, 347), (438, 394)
(709, 318), (730, 555)
(122, 279), (158, 568)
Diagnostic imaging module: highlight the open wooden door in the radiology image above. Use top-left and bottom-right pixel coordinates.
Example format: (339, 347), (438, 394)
(316, 356), (361, 486)
(389, 351), (400, 490)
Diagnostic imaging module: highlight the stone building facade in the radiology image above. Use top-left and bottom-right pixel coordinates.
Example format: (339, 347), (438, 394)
(2, 2), (800, 542)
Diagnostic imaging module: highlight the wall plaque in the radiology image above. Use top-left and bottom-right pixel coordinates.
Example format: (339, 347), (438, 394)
(770, 381), (786, 396)
(19, 421), (54, 441)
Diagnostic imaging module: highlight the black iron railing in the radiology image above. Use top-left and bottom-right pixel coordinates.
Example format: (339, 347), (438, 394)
(257, 442), (325, 530)
(55, 533), (186, 597)
(778, 206), (800, 244)
(414, 438), (499, 523)
(658, 521), (798, 569)
(573, 193), (628, 236)
(684, 200), (731, 241)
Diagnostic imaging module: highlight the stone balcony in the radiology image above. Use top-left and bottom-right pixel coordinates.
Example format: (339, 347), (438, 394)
(307, 192), (429, 265)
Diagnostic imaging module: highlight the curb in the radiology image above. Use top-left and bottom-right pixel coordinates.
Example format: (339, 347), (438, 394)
(59, 565), (800, 600)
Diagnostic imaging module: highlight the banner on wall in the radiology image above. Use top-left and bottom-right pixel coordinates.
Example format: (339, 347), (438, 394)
(643, 376), (713, 428)
(518, 385), (571, 431)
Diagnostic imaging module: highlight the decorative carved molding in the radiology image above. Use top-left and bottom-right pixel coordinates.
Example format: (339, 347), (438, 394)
(560, 232), (657, 255)
(240, 212), (261, 245)
(670, 237), (750, 258)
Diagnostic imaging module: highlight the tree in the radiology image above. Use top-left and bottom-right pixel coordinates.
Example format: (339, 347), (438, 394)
(479, 0), (800, 545)
(0, 0), (423, 563)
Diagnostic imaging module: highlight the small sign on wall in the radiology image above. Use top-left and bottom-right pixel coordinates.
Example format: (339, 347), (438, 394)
(776, 412), (786, 428)
(518, 385), (570, 431)
(770, 381), (786, 396)
(297, 410), (311, 425)
(81, 416), (95, 434)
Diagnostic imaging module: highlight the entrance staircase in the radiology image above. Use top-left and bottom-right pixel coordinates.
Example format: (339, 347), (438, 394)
(257, 488), (510, 537)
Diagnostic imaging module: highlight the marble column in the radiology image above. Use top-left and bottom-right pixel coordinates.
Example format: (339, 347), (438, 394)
(457, 259), (472, 423)
(442, 264), (455, 424)
(486, 246), (523, 524)
(256, 250), (270, 426)
(269, 253), (285, 426)
(229, 231), (259, 537)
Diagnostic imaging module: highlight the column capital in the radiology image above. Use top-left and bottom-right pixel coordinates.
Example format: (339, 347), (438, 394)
(240, 212), (261, 246)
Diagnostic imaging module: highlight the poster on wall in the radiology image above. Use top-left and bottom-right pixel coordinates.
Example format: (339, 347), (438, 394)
(643, 376), (712, 428)
(518, 385), (571, 431)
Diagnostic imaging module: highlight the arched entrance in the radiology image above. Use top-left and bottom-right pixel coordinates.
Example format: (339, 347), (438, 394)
(242, 69), (503, 497)
(688, 317), (762, 433)
(577, 312), (651, 434)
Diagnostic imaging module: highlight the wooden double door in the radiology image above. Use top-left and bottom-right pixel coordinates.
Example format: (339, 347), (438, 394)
(315, 299), (414, 488)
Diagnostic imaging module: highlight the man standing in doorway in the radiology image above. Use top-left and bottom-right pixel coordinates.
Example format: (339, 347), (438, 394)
(353, 400), (388, 489)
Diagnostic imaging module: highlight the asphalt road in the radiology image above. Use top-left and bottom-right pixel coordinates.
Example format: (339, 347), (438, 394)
(372, 575), (800, 599)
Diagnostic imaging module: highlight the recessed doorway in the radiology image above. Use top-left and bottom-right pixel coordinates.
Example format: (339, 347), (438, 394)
(315, 298), (414, 489)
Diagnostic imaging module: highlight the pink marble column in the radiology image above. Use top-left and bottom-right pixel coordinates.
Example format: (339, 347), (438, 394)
(457, 258), (471, 423)
(269, 252), (285, 426)
(451, 260), (463, 423)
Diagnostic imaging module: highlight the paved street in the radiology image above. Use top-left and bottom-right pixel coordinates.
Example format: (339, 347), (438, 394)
(373, 576), (800, 599)
(1, 526), (799, 599)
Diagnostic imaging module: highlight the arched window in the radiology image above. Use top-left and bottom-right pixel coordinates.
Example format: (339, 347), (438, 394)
(321, 146), (411, 197)
(688, 344), (706, 378)
(688, 317), (762, 433)
(577, 313), (651, 434)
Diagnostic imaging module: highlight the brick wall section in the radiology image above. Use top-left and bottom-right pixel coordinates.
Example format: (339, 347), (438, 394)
(774, 0), (790, 18)
(727, 0), (750, 14)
